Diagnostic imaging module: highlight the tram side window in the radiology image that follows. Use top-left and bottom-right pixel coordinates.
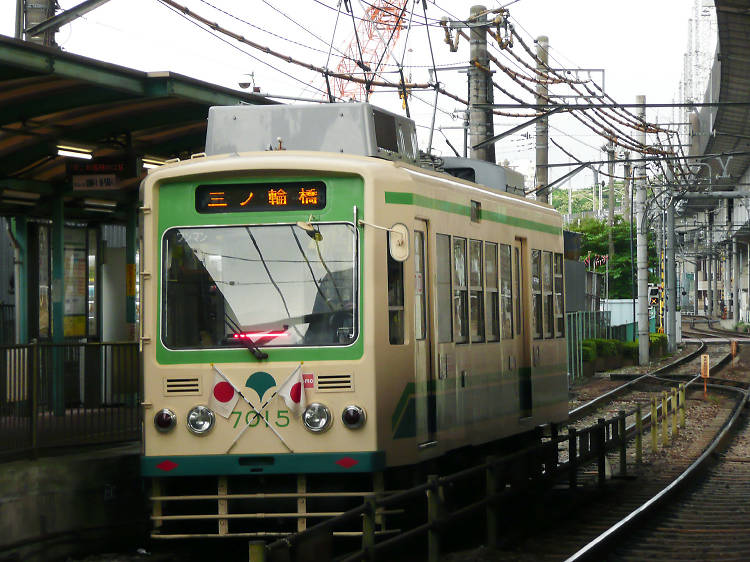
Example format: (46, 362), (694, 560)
(437, 234), (453, 343)
(531, 249), (542, 339)
(387, 232), (405, 345)
(500, 244), (513, 339)
(485, 242), (500, 342)
(469, 239), (485, 342)
(543, 250), (554, 339)
(554, 252), (565, 337)
(453, 237), (469, 343)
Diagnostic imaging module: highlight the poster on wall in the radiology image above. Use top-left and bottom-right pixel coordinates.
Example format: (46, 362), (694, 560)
(64, 247), (87, 337)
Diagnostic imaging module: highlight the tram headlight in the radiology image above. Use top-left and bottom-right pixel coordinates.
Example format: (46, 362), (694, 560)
(154, 409), (176, 433)
(302, 403), (332, 433)
(186, 405), (215, 435)
(341, 405), (366, 429)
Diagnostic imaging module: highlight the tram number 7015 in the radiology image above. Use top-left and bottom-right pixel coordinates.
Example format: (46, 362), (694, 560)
(230, 410), (291, 429)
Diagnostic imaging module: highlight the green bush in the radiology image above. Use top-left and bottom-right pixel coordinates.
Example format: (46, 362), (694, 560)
(621, 341), (639, 360)
(581, 340), (597, 362)
(590, 338), (618, 357)
(649, 333), (667, 355)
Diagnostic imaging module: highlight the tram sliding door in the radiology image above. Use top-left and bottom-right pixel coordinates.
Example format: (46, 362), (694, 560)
(514, 238), (532, 418)
(414, 220), (437, 447)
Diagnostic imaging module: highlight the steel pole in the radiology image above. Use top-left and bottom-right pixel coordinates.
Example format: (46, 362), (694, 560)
(708, 214), (713, 317)
(607, 142), (615, 258)
(635, 95), (649, 365)
(733, 239), (740, 322)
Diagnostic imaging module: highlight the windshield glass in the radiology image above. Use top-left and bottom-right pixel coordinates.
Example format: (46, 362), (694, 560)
(161, 223), (357, 349)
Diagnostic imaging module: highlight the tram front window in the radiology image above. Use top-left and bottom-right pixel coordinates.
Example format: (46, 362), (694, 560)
(161, 223), (357, 349)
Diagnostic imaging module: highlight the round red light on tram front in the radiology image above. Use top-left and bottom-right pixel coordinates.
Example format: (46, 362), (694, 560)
(341, 405), (366, 429)
(154, 409), (176, 432)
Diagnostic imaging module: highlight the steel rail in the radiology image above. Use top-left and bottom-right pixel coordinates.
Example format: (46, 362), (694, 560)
(564, 381), (750, 561)
(568, 340), (706, 422)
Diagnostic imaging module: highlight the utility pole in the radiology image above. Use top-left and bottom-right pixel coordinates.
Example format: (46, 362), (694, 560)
(606, 141), (615, 259)
(666, 182), (676, 352)
(468, 5), (495, 164)
(635, 95), (649, 365)
(535, 36), (550, 202)
(591, 167), (598, 215)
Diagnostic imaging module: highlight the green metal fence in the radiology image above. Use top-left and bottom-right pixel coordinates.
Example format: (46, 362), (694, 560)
(566, 311), (611, 382)
(0, 341), (140, 459)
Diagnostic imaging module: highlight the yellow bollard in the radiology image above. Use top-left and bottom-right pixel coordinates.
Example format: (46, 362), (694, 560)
(661, 392), (669, 446)
(679, 384), (686, 429)
(671, 388), (678, 438)
(651, 397), (658, 453)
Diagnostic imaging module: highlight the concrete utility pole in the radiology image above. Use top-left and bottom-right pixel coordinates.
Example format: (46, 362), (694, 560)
(591, 167), (598, 215)
(468, 5), (495, 164)
(635, 95), (649, 365)
(623, 152), (631, 218)
(607, 142), (615, 259)
(734, 239), (740, 321)
(535, 35), (550, 203)
(666, 187), (676, 352)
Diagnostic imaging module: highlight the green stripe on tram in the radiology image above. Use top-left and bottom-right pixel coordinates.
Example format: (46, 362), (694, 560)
(384, 191), (562, 235)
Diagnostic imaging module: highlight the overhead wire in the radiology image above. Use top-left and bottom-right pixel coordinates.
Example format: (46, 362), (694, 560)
(155, 0), (334, 97)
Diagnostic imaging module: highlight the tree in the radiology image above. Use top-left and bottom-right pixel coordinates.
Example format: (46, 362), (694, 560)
(567, 216), (657, 299)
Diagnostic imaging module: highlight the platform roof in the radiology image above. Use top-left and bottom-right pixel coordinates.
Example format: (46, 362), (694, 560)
(685, 0), (750, 211)
(0, 35), (275, 221)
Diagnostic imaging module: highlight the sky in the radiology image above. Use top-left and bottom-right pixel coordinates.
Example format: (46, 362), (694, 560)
(2, 0), (710, 191)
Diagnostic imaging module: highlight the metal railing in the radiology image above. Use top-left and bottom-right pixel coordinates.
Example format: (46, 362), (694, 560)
(566, 311), (611, 381)
(0, 341), (140, 459)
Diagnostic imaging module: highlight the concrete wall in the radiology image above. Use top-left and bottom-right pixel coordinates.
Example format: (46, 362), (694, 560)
(0, 445), (144, 561)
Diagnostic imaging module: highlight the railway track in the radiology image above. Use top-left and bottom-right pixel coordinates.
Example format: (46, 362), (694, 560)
(443, 335), (747, 562)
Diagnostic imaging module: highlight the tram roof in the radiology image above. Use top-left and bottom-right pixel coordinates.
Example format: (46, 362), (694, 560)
(0, 35), (276, 222)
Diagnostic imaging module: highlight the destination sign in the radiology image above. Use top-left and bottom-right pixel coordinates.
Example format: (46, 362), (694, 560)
(195, 182), (326, 213)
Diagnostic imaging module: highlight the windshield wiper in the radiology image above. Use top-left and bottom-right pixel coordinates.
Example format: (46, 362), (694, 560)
(225, 314), (268, 360)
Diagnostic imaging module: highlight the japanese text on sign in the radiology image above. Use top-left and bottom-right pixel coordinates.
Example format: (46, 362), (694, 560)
(196, 182), (326, 213)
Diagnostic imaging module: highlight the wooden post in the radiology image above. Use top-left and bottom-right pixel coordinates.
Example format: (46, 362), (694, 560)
(671, 388), (678, 438)
(651, 397), (658, 453)
(427, 475), (441, 562)
(485, 455), (500, 548)
(568, 427), (578, 489)
(635, 404), (642, 464)
(679, 384), (686, 429)
(661, 392), (669, 446)
(597, 418), (606, 487)
(362, 497), (376, 553)
(618, 410), (627, 477)
(249, 541), (266, 562)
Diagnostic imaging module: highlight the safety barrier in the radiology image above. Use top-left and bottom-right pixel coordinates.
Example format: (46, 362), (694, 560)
(252, 406), (657, 562)
(0, 341), (139, 459)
